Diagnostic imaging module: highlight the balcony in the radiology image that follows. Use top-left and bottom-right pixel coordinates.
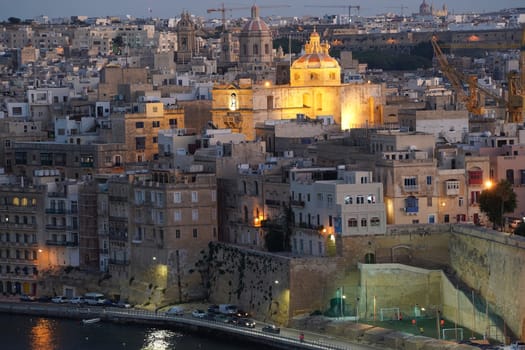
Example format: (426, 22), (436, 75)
(265, 199), (281, 207)
(45, 208), (66, 214)
(45, 224), (66, 230)
(109, 259), (130, 266)
(46, 240), (78, 247)
(402, 206), (419, 215)
(291, 200), (305, 208)
(403, 185), (419, 192)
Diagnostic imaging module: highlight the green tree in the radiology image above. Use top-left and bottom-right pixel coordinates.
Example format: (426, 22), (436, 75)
(479, 180), (517, 230)
(112, 35), (124, 55)
(264, 205), (292, 252)
(8, 17), (21, 24)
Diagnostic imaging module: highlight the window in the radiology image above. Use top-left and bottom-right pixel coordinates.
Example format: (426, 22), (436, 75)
(152, 121), (160, 128)
(135, 137), (146, 150)
(426, 176), (432, 185)
(468, 170), (483, 185)
(404, 177), (418, 190)
(404, 196), (419, 213)
(458, 197), (464, 207)
(135, 122), (144, 128)
(344, 195), (352, 204)
(428, 215), (435, 224)
(169, 119), (177, 127)
(427, 196), (432, 207)
(175, 229), (181, 239)
(444, 214), (450, 223)
(356, 195), (364, 204)
(327, 194), (333, 208)
(348, 218), (358, 227)
(521, 170), (525, 185)
(152, 137), (158, 144)
(361, 218), (367, 227)
(192, 209), (199, 221)
(174, 210), (182, 221)
(192, 228), (198, 238)
(367, 194), (376, 204)
(211, 190), (216, 202)
(371, 217), (380, 226)
(191, 191), (198, 202)
(174, 192), (181, 203)
(506, 169), (515, 185)
(470, 191), (481, 204)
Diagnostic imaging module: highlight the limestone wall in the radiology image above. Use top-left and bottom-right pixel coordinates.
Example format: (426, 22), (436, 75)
(449, 225), (525, 339)
(206, 243), (344, 326)
(359, 263), (443, 321)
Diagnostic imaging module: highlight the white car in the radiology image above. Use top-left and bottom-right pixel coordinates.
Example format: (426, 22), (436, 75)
(191, 309), (206, 318)
(51, 296), (68, 304)
(69, 296), (85, 305)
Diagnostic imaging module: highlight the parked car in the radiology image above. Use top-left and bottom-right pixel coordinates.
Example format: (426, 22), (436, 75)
(165, 306), (185, 316)
(262, 324), (281, 334)
(84, 292), (106, 306)
(207, 304), (219, 314)
(37, 295), (52, 303)
(19, 294), (36, 302)
(112, 300), (132, 308)
(51, 296), (68, 304)
(191, 309), (206, 318)
(69, 296), (85, 305)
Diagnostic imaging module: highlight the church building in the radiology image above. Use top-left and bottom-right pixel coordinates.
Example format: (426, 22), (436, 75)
(211, 29), (385, 140)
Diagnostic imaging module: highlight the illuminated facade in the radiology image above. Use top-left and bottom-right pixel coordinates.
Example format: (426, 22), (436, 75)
(211, 31), (384, 140)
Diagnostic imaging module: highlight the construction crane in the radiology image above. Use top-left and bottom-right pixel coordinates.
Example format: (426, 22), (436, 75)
(431, 34), (524, 122)
(207, 3), (290, 31)
(386, 5), (408, 17)
(304, 5), (361, 18)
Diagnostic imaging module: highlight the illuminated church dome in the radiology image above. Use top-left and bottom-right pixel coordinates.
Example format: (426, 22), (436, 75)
(290, 29), (341, 86)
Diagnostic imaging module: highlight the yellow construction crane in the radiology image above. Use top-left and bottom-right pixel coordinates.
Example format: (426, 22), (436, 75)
(431, 34), (524, 122)
(207, 3), (290, 31)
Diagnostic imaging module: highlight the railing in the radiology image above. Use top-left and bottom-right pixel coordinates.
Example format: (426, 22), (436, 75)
(46, 240), (78, 247)
(109, 259), (130, 265)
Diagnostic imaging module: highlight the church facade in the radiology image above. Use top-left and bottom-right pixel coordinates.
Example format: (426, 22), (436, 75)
(211, 30), (385, 140)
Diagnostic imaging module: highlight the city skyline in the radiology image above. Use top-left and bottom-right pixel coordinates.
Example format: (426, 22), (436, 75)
(2, 0), (524, 21)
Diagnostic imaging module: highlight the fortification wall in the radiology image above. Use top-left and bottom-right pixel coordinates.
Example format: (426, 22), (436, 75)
(449, 225), (525, 339)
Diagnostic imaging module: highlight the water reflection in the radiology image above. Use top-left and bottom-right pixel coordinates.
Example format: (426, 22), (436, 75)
(142, 328), (182, 350)
(30, 318), (55, 350)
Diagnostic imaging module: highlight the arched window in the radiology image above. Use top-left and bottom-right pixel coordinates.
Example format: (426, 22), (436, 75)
(364, 253), (376, 264)
(21, 198), (28, 207)
(253, 44), (258, 55)
(254, 181), (259, 196)
(12, 197), (20, 206)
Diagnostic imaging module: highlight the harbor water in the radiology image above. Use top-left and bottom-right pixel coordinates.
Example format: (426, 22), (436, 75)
(0, 313), (264, 350)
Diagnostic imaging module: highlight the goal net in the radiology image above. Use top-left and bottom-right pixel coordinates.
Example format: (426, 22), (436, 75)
(442, 328), (464, 341)
(379, 307), (401, 321)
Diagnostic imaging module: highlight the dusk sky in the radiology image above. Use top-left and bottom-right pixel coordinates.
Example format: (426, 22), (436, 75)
(2, 0), (523, 21)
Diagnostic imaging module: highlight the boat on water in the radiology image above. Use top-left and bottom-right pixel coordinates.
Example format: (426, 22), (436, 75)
(82, 318), (101, 325)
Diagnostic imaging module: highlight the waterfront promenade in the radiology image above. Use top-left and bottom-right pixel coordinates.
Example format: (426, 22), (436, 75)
(0, 300), (381, 350)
